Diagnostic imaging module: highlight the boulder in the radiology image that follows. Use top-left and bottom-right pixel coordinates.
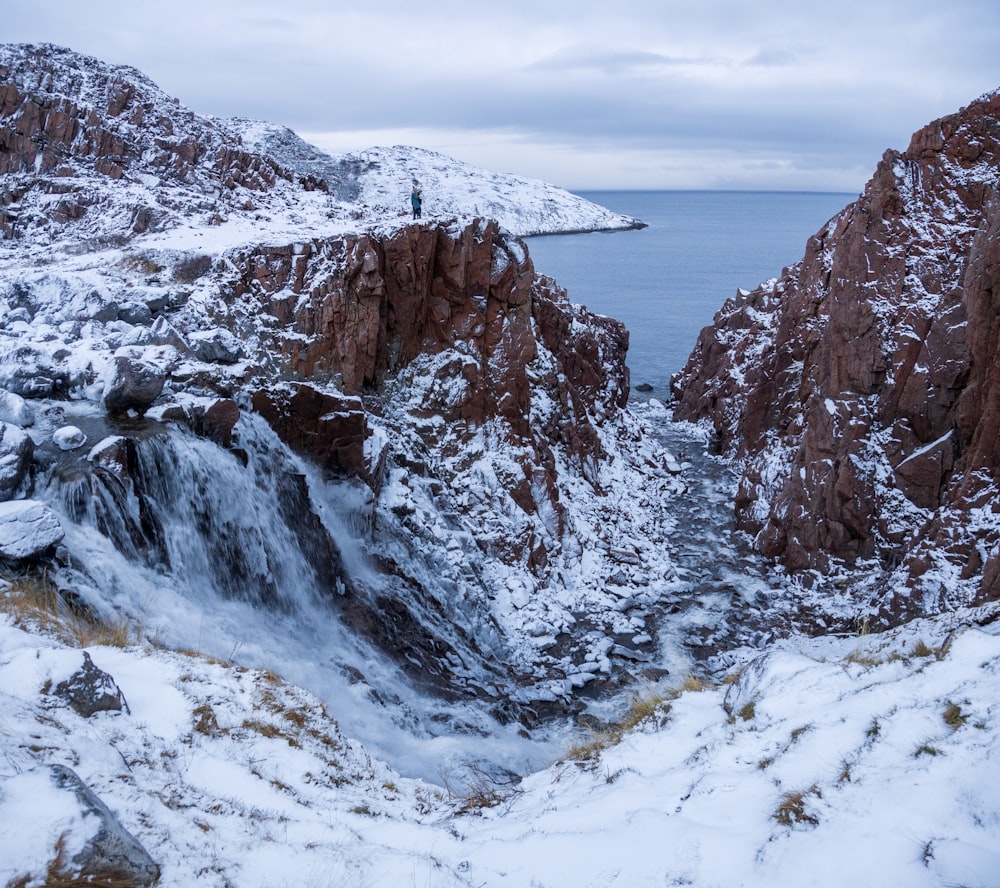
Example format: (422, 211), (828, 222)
(53, 425), (88, 451)
(0, 420), (33, 500)
(103, 356), (165, 416)
(189, 327), (245, 363)
(0, 499), (64, 559)
(47, 765), (159, 885)
(53, 651), (130, 717)
(0, 344), (69, 399)
(0, 389), (33, 426)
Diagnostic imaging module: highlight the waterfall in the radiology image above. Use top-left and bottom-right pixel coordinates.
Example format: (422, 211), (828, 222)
(40, 411), (555, 784)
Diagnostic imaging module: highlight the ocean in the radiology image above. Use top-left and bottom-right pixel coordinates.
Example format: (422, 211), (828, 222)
(525, 190), (856, 394)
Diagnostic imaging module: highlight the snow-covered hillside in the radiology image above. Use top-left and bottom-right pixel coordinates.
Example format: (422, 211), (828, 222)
(3, 599), (998, 887)
(232, 121), (645, 236)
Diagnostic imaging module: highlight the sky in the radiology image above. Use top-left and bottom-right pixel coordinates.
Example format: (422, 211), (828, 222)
(6, 0), (1000, 192)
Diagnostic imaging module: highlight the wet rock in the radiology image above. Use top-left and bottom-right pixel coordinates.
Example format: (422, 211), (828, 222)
(103, 356), (165, 416)
(253, 383), (369, 480)
(53, 651), (130, 717)
(88, 435), (130, 480)
(0, 420), (34, 500)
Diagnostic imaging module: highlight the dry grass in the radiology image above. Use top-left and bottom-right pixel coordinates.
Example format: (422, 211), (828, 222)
(449, 764), (523, 816)
(773, 786), (822, 827)
(565, 687), (681, 764)
(943, 701), (968, 731)
(789, 724), (813, 743)
(1, 574), (139, 649)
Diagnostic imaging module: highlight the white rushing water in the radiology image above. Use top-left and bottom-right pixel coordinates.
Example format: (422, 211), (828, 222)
(42, 411), (563, 785)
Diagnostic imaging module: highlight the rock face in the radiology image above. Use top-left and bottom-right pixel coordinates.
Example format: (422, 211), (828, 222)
(252, 383), (371, 480)
(235, 219), (629, 530)
(672, 89), (1000, 622)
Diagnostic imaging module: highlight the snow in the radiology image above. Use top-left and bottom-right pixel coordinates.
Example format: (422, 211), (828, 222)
(1, 608), (998, 887)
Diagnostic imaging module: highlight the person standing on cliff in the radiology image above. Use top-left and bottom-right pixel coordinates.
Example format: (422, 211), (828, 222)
(411, 186), (422, 220)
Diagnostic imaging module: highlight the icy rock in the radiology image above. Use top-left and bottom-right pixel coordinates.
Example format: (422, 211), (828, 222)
(88, 435), (130, 479)
(103, 356), (165, 416)
(189, 327), (245, 364)
(0, 344), (69, 399)
(0, 389), (33, 426)
(53, 651), (130, 717)
(0, 499), (64, 559)
(53, 425), (87, 451)
(0, 421), (34, 500)
(117, 300), (153, 326)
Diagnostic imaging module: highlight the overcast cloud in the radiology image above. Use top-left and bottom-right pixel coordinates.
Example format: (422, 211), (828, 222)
(6, 0), (1000, 190)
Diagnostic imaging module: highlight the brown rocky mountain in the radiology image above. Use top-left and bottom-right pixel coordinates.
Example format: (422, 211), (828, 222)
(0, 43), (678, 716)
(672, 89), (1000, 624)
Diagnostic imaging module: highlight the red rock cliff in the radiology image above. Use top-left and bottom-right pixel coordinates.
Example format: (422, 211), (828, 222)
(672, 89), (1000, 622)
(230, 218), (629, 567)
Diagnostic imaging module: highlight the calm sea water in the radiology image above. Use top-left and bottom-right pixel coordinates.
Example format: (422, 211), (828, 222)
(526, 191), (855, 393)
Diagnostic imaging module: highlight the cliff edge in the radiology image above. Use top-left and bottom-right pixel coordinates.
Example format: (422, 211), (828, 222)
(673, 88), (1000, 624)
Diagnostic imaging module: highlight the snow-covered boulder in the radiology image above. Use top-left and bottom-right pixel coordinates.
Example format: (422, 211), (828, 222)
(53, 651), (129, 718)
(0, 343), (69, 399)
(0, 499), (64, 559)
(0, 389), (33, 426)
(189, 327), (245, 364)
(0, 421), (33, 500)
(0, 765), (160, 887)
(53, 425), (88, 451)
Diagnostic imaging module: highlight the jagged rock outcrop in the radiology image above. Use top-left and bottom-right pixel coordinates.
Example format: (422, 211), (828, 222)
(234, 218), (628, 529)
(252, 383), (371, 480)
(0, 43), (288, 189)
(53, 651), (129, 717)
(673, 88), (1000, 622)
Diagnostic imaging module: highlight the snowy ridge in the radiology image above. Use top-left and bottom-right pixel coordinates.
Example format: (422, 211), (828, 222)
(232, 122), (646, 236)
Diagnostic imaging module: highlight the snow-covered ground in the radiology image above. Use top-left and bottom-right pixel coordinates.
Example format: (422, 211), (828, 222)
(2, 599), (998, 887)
